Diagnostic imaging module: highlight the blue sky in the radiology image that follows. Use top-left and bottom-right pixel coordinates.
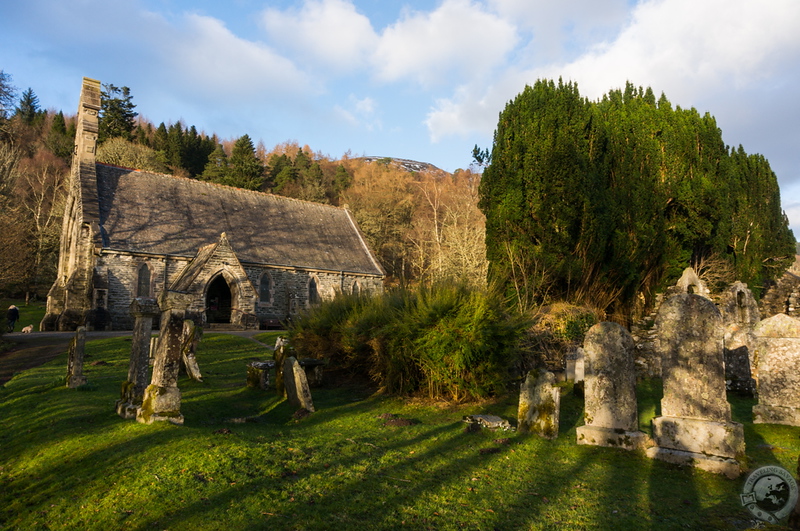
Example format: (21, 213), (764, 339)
(2, 0), (799, 235)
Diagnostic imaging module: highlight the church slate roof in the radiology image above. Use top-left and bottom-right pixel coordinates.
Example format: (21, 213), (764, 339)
(93, 163), (384, 276)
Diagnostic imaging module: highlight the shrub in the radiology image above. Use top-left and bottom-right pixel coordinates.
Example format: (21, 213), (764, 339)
(288, 284), (528, 401)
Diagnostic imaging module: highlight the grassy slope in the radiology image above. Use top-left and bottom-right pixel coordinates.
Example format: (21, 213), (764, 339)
(1, 334), (798, 530)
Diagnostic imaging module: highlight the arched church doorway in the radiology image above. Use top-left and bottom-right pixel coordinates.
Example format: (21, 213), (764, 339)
(206, 275), (232, 324)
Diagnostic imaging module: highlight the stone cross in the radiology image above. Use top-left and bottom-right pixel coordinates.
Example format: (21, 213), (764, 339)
(518, 369), (559, 439)
(137, 291), (192, 425)
(116, 297), (159, 418)
(646, 293), (745, 478)
(752, 314), (800, 426)
(283, 356), (315, 413)
(576, 322), (647, 450)
(66, 326), (87, 388)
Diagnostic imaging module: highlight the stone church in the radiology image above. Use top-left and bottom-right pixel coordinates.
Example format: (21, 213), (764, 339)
(42, 78), (384, 331)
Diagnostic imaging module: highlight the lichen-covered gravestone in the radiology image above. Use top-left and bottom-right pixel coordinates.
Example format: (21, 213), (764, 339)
(518, 369), (559, 439)
(247, 361), (275, 390)
(646, 293), (745, 478)
(136, 291), (192, 425)
(752, 314), (800, 426)
(274, 339), (288, 399)
(720, 281), (759, 394)
(283, 356), (315, 413)
(66, 326), (87, 388)
(576, 322), (647, 450)
(116, 297), (158, 418)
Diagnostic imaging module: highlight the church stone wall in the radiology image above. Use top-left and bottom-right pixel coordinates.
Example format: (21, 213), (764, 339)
(93, 252), (383, 330)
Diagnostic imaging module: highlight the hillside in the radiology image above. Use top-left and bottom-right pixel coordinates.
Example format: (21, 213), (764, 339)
(354, 156), (447, 174)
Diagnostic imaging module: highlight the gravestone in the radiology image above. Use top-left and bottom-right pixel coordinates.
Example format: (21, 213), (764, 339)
(283, 356), (315, 413)
(149, 336), (158, 364)
(564, 347), (584, 383)
(181, 320), (203, 382)
(66, 326), (87, 388)
(671, 267), (711, 299)
(116, 298), (158, 418)
(576, 322), (647, 450)
(137, 291), (192, 425)
(752, 314), (800, 426)
(274, 336), (288, 351)
(720, 282), (760, 394)
(247, 360), (275, 390)
(274, 340), (288, 399)
(518, 369), (559, 439)
(646, 293), (744, 478)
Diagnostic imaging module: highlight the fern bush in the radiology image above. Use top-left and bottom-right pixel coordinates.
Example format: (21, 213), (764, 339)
(288, 283), (527, 401)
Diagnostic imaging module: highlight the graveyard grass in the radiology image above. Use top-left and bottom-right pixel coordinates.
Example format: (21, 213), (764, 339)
(1, 335), (799, 530)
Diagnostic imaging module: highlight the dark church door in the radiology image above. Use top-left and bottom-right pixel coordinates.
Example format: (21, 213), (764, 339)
(206, 275), (232, 324)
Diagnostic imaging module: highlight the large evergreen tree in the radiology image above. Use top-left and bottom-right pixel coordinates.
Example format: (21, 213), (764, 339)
(480, 79), (796, 317)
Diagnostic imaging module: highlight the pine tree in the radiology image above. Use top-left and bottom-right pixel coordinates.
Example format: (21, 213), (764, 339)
(99, 84), (137, 143)
(46, 111), (73, 160)
(200, 144), (229, 182)
(15, 88), (41, 125)
(225, 134), (265, 190)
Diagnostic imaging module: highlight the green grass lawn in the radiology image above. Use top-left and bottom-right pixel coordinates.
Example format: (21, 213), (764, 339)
(1, 334), (798, 530)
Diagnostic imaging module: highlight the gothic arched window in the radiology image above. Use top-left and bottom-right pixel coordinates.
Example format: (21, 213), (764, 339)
(259, 272), (273, 304)
(308, 277), (320, 305)
(136, 263), (151, 297)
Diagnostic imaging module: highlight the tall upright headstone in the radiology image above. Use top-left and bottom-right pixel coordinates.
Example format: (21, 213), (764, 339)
(752, 314), (800, 426)
(66, 326), (87, 388)
(518, 369), (560, 439)
(137, 291), (192, 425)
(647, 294), (744, 478)
(116, 298), (159, 418)
(283, 356), (315, 412)
(720, 282), (759, 394)
(274, 340), (288, 399)
(576, 322), (647, 450)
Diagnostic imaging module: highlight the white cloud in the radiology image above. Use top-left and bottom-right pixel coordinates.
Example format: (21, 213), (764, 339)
(554, 0), (800, 101)
(167, 14), (313, 100)
(261, 0), (378, 73)
(427, 0), (800, 140)
(372, 0), (518, 86)
(487, 0), (630, 62)
(334, 94), (381, 131)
